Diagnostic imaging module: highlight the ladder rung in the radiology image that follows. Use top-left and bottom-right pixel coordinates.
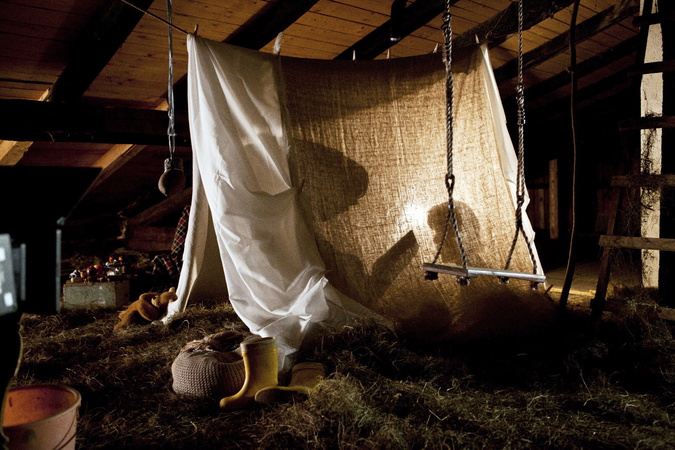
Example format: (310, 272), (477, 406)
(611, 174), (675, 188)
(633, 12), (675, 27)
(628, 61), (675, 77)
(619, 115), (675, 131)
(599, 235), (675, 252)
(423, 263), (546, 283)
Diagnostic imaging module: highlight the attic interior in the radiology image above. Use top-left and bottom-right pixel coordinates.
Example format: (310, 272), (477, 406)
(1, 0), (674, 448)
(2, 0), (671, 294)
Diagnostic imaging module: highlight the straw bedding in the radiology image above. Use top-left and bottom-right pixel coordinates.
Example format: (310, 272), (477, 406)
(10, 292), (675, 449)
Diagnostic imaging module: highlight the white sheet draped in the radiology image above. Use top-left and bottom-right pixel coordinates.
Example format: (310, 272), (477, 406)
(166, 35), (355, 370)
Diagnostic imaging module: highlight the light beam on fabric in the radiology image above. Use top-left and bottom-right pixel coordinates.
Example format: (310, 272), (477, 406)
(166, 35), (553, 368)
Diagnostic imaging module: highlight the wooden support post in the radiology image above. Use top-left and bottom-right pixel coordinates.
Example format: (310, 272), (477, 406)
(591, 188), (622, 319)
(549, 159), (559, 239)
(639, 0), (663, 288)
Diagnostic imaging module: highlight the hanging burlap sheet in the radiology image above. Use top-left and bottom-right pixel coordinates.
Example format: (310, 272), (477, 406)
(282, 47), (551, 342)
(168, 36), (553, 364)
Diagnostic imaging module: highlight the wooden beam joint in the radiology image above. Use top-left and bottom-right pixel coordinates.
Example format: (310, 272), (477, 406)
(0, 100), (190, 145)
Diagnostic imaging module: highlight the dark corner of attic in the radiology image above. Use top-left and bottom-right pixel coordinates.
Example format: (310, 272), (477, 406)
(1, 0), (675, 449)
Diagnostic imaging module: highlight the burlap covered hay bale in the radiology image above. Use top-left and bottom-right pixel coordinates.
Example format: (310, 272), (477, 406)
(282, 47), (555, 342)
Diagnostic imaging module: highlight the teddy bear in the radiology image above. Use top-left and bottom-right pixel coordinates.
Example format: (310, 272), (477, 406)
(113, 287), (178, 332)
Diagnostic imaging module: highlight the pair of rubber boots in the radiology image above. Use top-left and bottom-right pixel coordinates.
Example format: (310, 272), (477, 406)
(219, 336), (325, 410)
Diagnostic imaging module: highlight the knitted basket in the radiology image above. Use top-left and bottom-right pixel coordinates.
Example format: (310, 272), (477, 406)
(171, 332), (247, 399)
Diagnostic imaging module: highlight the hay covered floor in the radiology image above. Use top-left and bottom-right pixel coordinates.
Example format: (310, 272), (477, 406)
(12, 295), (675, 449)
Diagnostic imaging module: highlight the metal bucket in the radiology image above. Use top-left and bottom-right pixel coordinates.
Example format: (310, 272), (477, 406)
(3, 384), (81, 450)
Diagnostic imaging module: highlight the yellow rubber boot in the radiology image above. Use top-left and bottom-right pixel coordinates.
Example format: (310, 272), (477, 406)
(219, 336), (278, 410)
(254, 362), (326, 405)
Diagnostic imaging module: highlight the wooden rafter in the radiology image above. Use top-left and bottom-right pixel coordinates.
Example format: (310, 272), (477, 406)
(334, 0), (450, 60)
(454, 0), (577, 50)
(227, 0), (320, 49)
(47, 0), (155, 103)
(0, 141), (31, 166)
(0, 90), (49, 166)
(510, 36), (639, 103)
(530, 67), (635, 123)
(173, 0), (319, 110)
(493, 0), (639, 83)
(0, 99), (189, 145)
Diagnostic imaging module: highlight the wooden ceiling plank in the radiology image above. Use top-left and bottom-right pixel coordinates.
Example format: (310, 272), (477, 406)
(453, 0), (576, 50)
(131, 13), (239, 39)
(173, 0), (321, 111)
(0, 19), (80, 41)
(493, 0), (639, 83)
(335, 0), (450, 61)
(0, 33), (69, 60)
(1, 0), (100, 16)
(226, 0), (321, 50)
(287, 11), (374, 40)
(147, 0), (272, 25)
(332, 0), (392, 16)
(310, 2), (388, 28)
(47, 0), (155, 103)
(0, 2), (91, 31)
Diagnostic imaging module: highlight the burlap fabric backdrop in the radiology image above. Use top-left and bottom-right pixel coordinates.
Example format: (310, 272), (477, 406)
(282, 48), (553, 342)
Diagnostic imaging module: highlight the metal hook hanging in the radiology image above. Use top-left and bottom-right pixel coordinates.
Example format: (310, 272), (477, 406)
(157, 0), (185, 197)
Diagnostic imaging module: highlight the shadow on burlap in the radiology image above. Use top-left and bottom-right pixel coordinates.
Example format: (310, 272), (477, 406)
(282, 47), (555, 343)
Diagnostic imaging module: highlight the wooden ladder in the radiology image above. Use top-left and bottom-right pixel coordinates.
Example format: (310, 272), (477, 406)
(590, 1), (675, 321)
(591, 174), (675, 320)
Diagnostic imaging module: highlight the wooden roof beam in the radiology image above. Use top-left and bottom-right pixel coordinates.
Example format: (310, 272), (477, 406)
(335, 0), (453, 61)
(173, 0), (319, 110)
(529, 67), (635, 124)
(0, 99), (189, 146)
(0, 141), (32, 166)
(0, 90), (49, 166)
(454, 0), (576, 50)
(47, 0), (155, 103)
(226, 0), (320, 50)
(493, 0), (639, 83)
(506, 35), (640, 107)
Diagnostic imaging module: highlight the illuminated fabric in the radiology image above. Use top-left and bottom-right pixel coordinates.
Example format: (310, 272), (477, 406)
(166, 35), (552, 368)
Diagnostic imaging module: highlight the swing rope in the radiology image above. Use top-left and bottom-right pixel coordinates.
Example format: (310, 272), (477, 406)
(424, 0), (543, 287)
(502, 0), (540, 282)
(166, 0), (176, 163)
(425, 0), (469, 284)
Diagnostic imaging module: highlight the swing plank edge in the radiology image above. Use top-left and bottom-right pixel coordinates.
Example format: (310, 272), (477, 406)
(423, 263), (546, 283)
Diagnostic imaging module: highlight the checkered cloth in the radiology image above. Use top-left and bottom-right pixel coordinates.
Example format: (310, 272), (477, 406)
(171, 205), (190, 253)
(152, 205), (190, 281)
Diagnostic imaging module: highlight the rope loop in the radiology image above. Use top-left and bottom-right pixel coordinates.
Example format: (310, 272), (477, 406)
(445, 173), (456, 195)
